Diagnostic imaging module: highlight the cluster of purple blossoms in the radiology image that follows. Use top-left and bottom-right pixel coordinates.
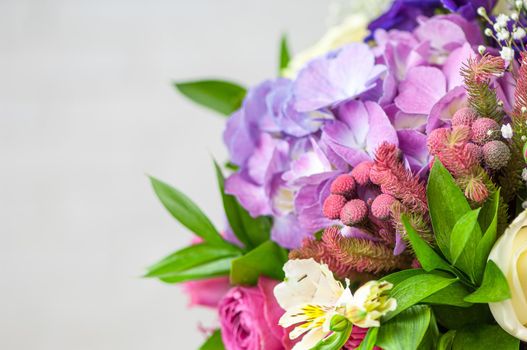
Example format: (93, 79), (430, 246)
(223, 13), (484, 249)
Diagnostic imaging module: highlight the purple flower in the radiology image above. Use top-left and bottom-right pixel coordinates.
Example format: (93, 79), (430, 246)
(293, 43), (386, 112)
(368, 0), (496, 35)
(441, 0), (497, 20)
(321, 100), (398, 167)
(219, 277), (287, 350)
(368, 0), (440, 35)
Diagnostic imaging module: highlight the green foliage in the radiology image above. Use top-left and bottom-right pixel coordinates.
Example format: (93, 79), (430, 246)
(145, 242), (241, 279)
(464, 260), (511, 303)
(474, 189), (500, 283)
(437, 331), (456, 350)
(427, 160), (471, 261)
(174, 79), (246, 115)
(150, 176), (224, 245)
(449, 208), (481, 266)
(402, 216), (453, 274)
(357, 328), (379, 350)
(385, 273), (456, 321)
(230, 241), (288, 285)
(154, 256), (235, 283)
(199, 329), (225, 350)
(279, 34), (291, 74)
(214, 161), (270, 249)
(311, 315), (354, 350)
(451, 324), (519, 350)
(432, 304), (493, 330)
(376, 305), (432, 350)
(421, 282), (472, 308)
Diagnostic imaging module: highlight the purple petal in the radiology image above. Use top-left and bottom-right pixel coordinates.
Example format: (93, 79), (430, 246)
(395, 66), (446, 115)
(426, 86), (467, 134)
(442, 43), (475, 91)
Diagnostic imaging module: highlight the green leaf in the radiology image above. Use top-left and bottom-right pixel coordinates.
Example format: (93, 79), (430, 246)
(230, 241), (288, 285)
(451, 324), (519, 350)
(450, 208), (481, 265)
(402, 216), (453, 273)
(158, 256), (235, 283)
(279, 34), (291, 73)
(437, 331), (456, 350)
(357, 327), (379, 350)
(199, 329), (225, 350)
(418, 311), (440, 350)
(174, 80), (246, 116)
(214, 161), (270, 249)
(311, 315), (353, 350)
(382, 269), (426, 285)
(464, 260), (511, 303)
(427, 160), (471, 260)
(146, 242), (241, 278)
(474, 190), (500, 283)
(421, 281), (472, 308)
(150, 176), (224, 245)
(376, 305), (431, 350)
(385, 273), (457, 321)
(433, 304), (493, 330)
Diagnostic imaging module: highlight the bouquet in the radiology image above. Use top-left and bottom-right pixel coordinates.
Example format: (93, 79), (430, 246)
(145, 0), (527, 349)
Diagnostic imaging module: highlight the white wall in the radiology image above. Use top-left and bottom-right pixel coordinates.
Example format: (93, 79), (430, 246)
(0, 1), (327, 349)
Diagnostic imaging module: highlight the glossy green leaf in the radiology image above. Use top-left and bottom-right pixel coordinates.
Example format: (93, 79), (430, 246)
(385, 273), (456, 321)
(146, 242), (241, 278)
(433, 304), (493, 330)
(230, 241), (288, 285)
(382, 269), (426, 286)
(199, 329), (225, 350)
(150, 176), (224, 245)
(427, 160), (471, 260)
(437, 330), (456, 350)
(464, 260), (511, 303)
(159, 256), (235, 283)
(377, 305), (431, 350)
(474, 190), (500, 283)
(279, 34), (291, 72)
(402, 215), (453, 273)
(311, 315), (353, 350)
(214, 161), (270, 249)
(452, 324), (519, 350)
(357, 327), (379, 350)
(421, 281), (472, 307)
(450, 208), (481, 265)
(174, 80), (246, 116)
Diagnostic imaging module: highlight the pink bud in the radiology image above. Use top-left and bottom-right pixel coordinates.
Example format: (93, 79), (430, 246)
(351, 161), (373, 186)
(322, 194), (348, 220)
(330, 174), (356, 198)
(340, 199), (368, 226)
(371, 194), (396, 220)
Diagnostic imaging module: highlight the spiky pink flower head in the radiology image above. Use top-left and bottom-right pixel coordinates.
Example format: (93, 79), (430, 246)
(482, 140), (511, 169)
(322, 194), (348, 220)
(330, 174), (356, 199)
(427, 128), (450, 154)
(371, 194), (396, 220)
(465, 177), (489, 203)
(471, 118), (500, 144)
(340, 199), (368, 226)
(452, 107), (477, 127)
(351, 161), (373, 186)
(465, 142), (483, 162)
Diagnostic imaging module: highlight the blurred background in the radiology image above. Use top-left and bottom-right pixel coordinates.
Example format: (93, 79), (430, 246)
(0, 1), (328, 349)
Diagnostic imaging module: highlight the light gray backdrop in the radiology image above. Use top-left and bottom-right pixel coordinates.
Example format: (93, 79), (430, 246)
(0, 1), (328, 349)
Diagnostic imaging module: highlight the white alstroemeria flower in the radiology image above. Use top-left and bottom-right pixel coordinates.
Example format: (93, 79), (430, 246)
(343, 280), (397, 328)
(501, 123), (513, 139)
(274, 259), (396, 350)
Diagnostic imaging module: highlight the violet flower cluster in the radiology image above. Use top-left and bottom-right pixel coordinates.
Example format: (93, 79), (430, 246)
(224, 13), (483, 249)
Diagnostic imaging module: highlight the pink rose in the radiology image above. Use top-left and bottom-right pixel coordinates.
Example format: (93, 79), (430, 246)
(182, 276), (231, 308)
(219, 277), (289, 350)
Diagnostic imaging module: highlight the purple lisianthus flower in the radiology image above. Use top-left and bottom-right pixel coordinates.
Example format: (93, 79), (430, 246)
(293, 43), (386, 112)
(368, 0), (496, 35)
(368, 0), (440, 36)
(441, 0), (497, 20)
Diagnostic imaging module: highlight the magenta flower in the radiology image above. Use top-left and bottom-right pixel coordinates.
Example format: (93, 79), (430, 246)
(182, 277), (231, 308)
(219, 277), (287, 350)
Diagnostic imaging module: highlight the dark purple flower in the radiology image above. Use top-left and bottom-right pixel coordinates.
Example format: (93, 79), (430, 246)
(441, 0), (497, 20)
